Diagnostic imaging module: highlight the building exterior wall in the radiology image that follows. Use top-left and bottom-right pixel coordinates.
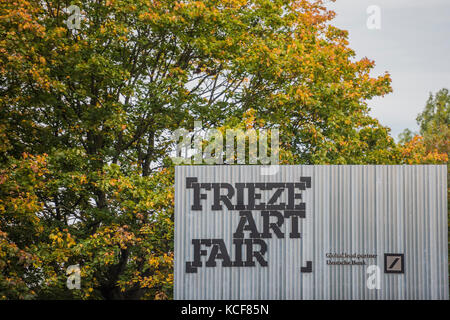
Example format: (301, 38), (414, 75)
(174, 165), (448, 300)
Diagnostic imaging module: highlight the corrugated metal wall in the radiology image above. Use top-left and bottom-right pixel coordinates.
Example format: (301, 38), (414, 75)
(174, 165), (448, 300)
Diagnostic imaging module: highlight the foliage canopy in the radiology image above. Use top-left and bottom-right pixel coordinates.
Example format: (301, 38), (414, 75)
(0, 0), (445, 299)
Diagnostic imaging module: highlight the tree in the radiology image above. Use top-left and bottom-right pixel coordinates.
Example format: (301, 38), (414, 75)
(0, 152), (47, 299)
(398, 128), (414, 145)
(397, 89), (449, 163)
(398, 88), (449, 155)
(416, 88), (450, 156)
(1, 0), (401, 299)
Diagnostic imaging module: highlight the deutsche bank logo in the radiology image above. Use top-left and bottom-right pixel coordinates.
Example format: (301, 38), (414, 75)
(384, 253), (405, 274)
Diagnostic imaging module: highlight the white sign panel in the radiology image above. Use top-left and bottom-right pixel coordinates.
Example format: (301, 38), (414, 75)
(174, 165), (448, 300)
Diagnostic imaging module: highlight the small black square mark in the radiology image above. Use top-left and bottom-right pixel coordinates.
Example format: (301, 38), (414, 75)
(300, 261), (312, 273)
(384, 253), (405, 274)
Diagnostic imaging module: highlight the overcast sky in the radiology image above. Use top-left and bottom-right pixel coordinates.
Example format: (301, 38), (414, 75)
(326, 0), (450, 139)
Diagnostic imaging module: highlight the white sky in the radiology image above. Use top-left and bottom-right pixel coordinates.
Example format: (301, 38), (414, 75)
(326, 0), (450, 139)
